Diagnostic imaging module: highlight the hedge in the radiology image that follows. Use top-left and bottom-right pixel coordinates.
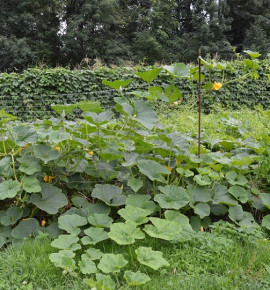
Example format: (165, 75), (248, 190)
(0, 59), (269, 120)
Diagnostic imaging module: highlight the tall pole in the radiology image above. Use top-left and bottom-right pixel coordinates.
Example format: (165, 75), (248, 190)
(198, 49), (202, 159)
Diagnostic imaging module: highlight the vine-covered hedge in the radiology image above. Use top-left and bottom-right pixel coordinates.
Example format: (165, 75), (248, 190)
(0, 58), (269, 120)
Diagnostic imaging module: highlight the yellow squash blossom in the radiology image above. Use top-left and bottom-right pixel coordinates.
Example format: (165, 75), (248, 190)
(173, 98), (183, 106)
(41, 220), (46, 227)
(55, 146), (61, 152)
(18, 144), (29, 153)
(212, 81), (222, 90)
(165, 166), (172, 173)
(43, 175), (54, 183)
(88, 151), (94, 156)
(200, 226), (204, 232)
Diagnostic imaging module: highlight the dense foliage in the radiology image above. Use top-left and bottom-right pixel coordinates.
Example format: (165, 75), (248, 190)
(0, 63), (269, 287)
(0, 55), (269, 121)
(0, 0), (269, 71)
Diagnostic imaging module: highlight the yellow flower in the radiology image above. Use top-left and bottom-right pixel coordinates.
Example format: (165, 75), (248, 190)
(56, 146), (61, 152)
(41, 220), (46, 227)
(200, 226), (204, 232)
(88, 151), (94, 156)
(165, 166), (172, 173)
(133, 114), (137, 118)
(43, 175), (54, 183)
(212, 81), (222, 90)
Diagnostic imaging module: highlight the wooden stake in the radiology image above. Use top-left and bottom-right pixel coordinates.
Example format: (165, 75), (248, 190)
(198, 49), (202, 158)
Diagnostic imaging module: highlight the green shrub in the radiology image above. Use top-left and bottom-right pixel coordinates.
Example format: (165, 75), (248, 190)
(0, 55), (269, 120)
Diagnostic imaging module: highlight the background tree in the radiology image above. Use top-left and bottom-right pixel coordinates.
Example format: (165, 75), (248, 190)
(224, 0), (270, 55)
(0, 0), (61, 72)
(0, 0), (269, 71)
(61, 0), (130, 66)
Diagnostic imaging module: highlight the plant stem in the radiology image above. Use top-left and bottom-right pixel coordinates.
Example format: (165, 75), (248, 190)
(128, 245), (134, 264)
(11, 151), (18, 181)
(1, 132), (7, 155)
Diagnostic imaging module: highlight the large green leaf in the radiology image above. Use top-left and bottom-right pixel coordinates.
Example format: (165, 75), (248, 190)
(92, 184), (126, 206)
(261, 193), (270, 209)
(229, 186), (249, 203)
(108, 221), (145, 245)
(133, 100), (158, 130)
(137, 160), (170, 183)
(51, 104), (77, 115)
(144, 217), (182, 241)
(77, 101), (103, 113)
(228, 205), (244, 222)
(17, 155), (41, 175)
(11, 218), (39, 239)
(187, 185), (212, 204)
(0, 224), (12, 245)
(98, 254), (128, 273)
(135, 68), (162, 84)
(0, 237), (4, 249)
(262, 215), (270, 230)
(88, 214), (113, 228)
(82, 227), (109, 245)
(0, 207), (23, 226)
(163, 63), (190, 78)
(12, 125), (37, 146)
(118, 205), (151, 225)
(127, 178), (143, 193)
(30, 183), (68, 214)
(244, 50), (261, 59)
(79, 254), (98, 274)
(51, 234), (81, 251)
(155, 185), (189, 209)
(34, 144), (61, 164)
(22, 176), (41, 193)
(0, 157), (13, 178)
(84, 248), (103, 261)
(212, 183), (238, 206)
(124, 271), (151, 286)
(225, 171), (248, 186)
(126, 194), (156, 213)
(164, 210), (192, 231)
(102, 79), (132, 90)
(0, 180), (21, 200)
(193, 175), (212, 186)
(58, 214), (88, 235)
(82, 111), (113, 125)
(163, 84), (182, 103)
(84, 203), (111, 216)
(135, 246), (169, 270)
(210, 204), (228, 216)
(49, 131), (70, 144)
(194, 203), (210, 219)
(49, 250), (76, 270)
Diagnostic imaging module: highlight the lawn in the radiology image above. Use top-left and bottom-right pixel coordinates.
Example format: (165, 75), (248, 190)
(1, 222), (270, 289)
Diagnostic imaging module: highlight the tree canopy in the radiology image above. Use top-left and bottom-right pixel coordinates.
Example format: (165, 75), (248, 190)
(0, 0), (269, 71)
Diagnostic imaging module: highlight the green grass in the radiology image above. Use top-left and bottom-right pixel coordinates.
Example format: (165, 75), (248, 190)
(158, 105), (269, 143)
(1, 224), (270, 289)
